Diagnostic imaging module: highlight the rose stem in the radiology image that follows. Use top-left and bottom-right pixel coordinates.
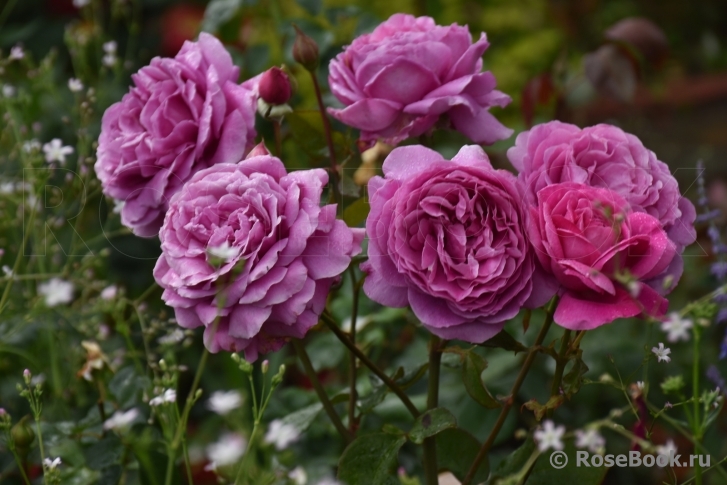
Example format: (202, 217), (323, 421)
(546, 328), (572, 418)
(321, 312), (421, 418)
(348, 268), (364, 435)
(308, 72), (341, 203)
(461, 297), (558, 485)
(273, 120), (283, 157)
(292, 339), (352, 443)
(422, 335), (443, 485)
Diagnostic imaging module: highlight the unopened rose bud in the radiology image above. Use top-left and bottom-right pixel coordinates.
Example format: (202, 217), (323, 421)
(259, 67), (292, 105)
(11, 416), (35, 454)
(292, 25), (319, 72)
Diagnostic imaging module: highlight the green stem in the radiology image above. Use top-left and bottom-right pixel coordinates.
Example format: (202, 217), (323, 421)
(234, 420), (261, 485)
(309, 72), (340, 203)
(10, 449), (31, 485)
(461, 298), (558, 485)
(348, 269), (363, 435)
(422, 335), (442, 485)
(693, 325), (703, 485)
(182, 439), (193, 485)
(321, 312), (420, 418)
(549, 329), (572, 400)
(292, 339), (352, 443)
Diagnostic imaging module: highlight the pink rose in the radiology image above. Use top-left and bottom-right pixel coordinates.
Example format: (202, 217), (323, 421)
(96, 33), (258, 236)
(362, 145), (552, 343)
(153, 153), (364, 361)
(507, 121), (695, 293)
(328, 14), (512, 148)
(529, 183), (677, 330)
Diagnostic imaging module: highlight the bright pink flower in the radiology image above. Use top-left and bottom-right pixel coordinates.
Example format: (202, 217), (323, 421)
(328, 14), (512, 148)
(528, 183), (676, 330)
(507, 121), (696, 294)
(362, 145), (552, 343)
(153, 154), (364, 361)
(96, 33), (258, 237)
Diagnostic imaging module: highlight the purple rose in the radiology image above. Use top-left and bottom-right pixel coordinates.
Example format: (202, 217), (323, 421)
(362, 145), (552, 343)
(153, 153), (364, 361)
(328, 14), (512, 148)
(96, 33), (258, 237)
(528, 183), (676, 329)
(507, 121), (696, 292)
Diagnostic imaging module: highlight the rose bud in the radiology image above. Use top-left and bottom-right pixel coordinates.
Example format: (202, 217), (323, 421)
(292, 25), (319, 71)
(259, 67), (292, 105)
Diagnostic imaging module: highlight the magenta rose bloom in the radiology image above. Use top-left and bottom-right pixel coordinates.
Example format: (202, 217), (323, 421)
(153, 153), (364, 361)
(362, 145), (552, 342)
(328, 14), (512, 148)
(507, 121), (695, 292)
(96, 33), (258, 237)
(529, 183), (677, 330)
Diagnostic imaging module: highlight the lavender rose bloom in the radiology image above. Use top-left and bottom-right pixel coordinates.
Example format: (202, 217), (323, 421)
(507, 121), (696, 293)
(96, 33), (258, 237)
(328, 14), (512, 148)
(529, 183), (676, 329)
(362, 145), (552, 342)
(153, 153), (364, 361)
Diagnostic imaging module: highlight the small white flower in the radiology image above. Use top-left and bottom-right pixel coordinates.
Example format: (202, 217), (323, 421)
(534, 420), (565, 452)
(203, 461), (217, 472)
(102, 54), (117, 67)
(661, 313), (693, 343)
(73, 0), (90, 7)
(103, 41), (117, 54)
(207, 390), (243, 415)
(158, 328), (185, 345)
(2, 84), (15, 98)
(636, 381), (644, 390)
(43, 457), (62, 470)
(315, 479), (342, 485)
(43, 139), (74, 164)
(652, 342), (672, 363)
(657, 438), (677, 457)
(38, 278), (74, 307)
(2, 265), (13, 277)
(113, 199), (125, 214)
(289, 467), (307, 485)
(104, 408), (139, 431)
(207, 241), (238, 262)
(22, 139), (41, 153)
(100, 285), (118, 300)
(9, 45), (24, 61)
(68, 78), (84, 92)
(206, 433), (246, 467)
(149, 388), (176, 406)
(264, 419), (300, 451)
(575, 428), (605, 453)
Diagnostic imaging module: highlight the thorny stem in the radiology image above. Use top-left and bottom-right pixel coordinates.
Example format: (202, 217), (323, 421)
(348, 268), (364, 435)
(321, 312), (420, 418)
(422, 335), (443, 485)
(548, 328), (572, 415)
(461, 297), (558, 485)
(309, 72), (341, 203)
(292, 339), (352, 443)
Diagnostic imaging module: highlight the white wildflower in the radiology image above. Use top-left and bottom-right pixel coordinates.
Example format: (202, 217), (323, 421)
(661, 313), (693, 343)
(207, 390), (243, 415)
(43, 457), (62, 470)
(104, 408), (139, 431)
(652, 342), (672, 363)
(113, 199), (125, 214)
(206, 433), (246, 467)
(100, 285), (118, 300)
(68, 78), (84, 92)
(158, 329), (185, 345)
(657, 439), (677, 458)
(42, 139), (74, 164)
(9, 45), (24, 61)
(289, 467), (307, 485)
(149, 388), (176, 406)
(575, 428), (605, 453)
(264, 419), (300, 451)
(38, 278), (74, 307)
(22, 139), (41, 153)
(2, 84), (15, 98)
(534, 420), (565, 452)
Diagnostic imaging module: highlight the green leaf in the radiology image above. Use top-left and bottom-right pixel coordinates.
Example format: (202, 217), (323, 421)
(338, 433), (406, 485)
(83, 435), (123, 470)
(523, 395), (565, 421)
(343, 197), (369, 227)
(408, 408), (457, 444)
(202, 0), (243, 34)
(297, 0), (322, 16)
(109, 366), (149, 408)
(436, 428), (489, 483)
(479, 330), (528, 354)
(98, 465), (123, 485)
(488, 437), (537, 484)
(278, 401), (324, 435)
(462, 351), (500, 409)
(525, 439), (608, 485)
(562, 351), (589, 399)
